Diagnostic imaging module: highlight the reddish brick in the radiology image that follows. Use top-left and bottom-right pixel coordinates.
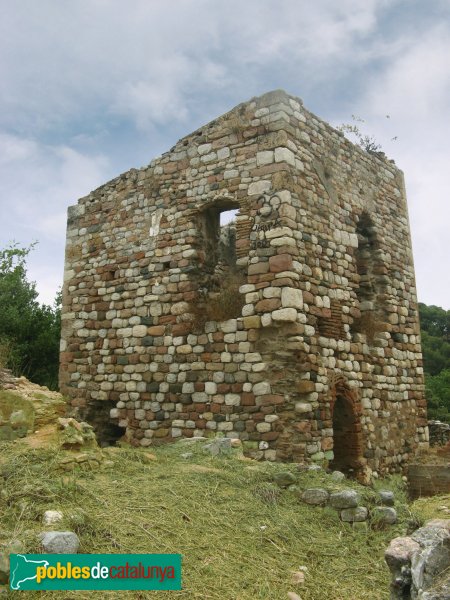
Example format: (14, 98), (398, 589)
(269, 253), (293, 272)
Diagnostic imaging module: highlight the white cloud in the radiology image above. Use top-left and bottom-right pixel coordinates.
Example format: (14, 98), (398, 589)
(333, 24), (450, 308)
(0, 0), (388, 133)
(0, 132), (110, 301)
(0, 0), (448, 309)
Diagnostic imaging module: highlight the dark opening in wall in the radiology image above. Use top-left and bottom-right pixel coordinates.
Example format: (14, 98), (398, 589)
(355, 213), (378, 306)
(84, 401), (126, 447)
(331, 395), (363, 474)
(351, 212), (386, 340)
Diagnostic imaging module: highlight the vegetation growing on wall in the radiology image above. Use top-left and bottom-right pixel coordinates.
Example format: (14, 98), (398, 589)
(190, 271), (245, 331)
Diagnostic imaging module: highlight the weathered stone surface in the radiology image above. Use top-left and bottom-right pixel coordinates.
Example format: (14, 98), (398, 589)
(300, 488), (329, 506)
(330, 471), (346, 482)
(295, 402), (312, 414)
(411, 521), (450, 596)
(329, 490), (359, 509)
(385, 520), (450, 600)
(420, 576), (450, 600)
(203, 438), (232, 456)
(385, 536), (420, 598)
(340, 506), (368, 522)
(58, 418), (97, 449)
(39, 531), (80, 554)
(372, 506), (397, 525)
(296, 380), (315, 394)
(273, 471), (297, 488)
(272, 308), (297, 322)
(378, 490), (395, 506)
(43, 510), (64, 525)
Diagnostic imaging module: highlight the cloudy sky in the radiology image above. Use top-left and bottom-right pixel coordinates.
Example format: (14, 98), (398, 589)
(1, 0), (449, 308)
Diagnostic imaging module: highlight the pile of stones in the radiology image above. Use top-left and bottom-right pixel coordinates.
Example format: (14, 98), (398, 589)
(273, 468), (398, 527)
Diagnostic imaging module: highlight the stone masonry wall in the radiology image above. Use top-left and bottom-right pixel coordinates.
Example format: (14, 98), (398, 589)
(60, 90), (427, 478)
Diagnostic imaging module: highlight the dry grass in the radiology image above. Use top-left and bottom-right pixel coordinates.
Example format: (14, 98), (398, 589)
(410, 492), (450, 523)
(412, 445), (450, 465)
(191, 272), (245, 331)
(0, 438), (426, 600)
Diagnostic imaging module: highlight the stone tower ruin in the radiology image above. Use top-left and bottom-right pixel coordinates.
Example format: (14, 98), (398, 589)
(60, 90), (428, 479)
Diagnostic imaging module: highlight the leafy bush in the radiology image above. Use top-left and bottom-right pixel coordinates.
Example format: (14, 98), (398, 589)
(425, 369), (450, 422)
(0, 243), (60, 389)
(191, 271), (245, 331)
(419, 303), (450, 422)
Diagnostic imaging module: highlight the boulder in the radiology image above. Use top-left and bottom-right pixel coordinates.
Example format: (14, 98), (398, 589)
(373, 506), (397, 526)
(39, 531), (80, 554)
(273, 471), (297, 488)
(378, 490), (395, 506)
(329, 490), (359, 509)
(43, 510), (64, 525)
(341, 506), (368, 522)
(203, 437), (232, 456)
(58, 418), (97, 449)
(330, 470), (346, 482)
(411, 521), (450, 597)
(385, 536), (420, 598)
(385, 520), (450, 600)
(300, 488), (329, 506)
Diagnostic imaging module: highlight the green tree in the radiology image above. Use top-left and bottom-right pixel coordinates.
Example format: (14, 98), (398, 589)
(419, 303), (450, 376)
(425, 369), (450, 422)
(419, 303), (450, 422)
(0, 243), (61, 389)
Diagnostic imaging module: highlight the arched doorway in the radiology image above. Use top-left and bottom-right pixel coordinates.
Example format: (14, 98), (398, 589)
(329, 377), (365, 478)
(331, 395), (363, 474)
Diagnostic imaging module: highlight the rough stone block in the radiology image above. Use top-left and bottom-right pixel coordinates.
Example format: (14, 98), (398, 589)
(39, 531), (80, 554)
(340, 506), (368, 522)
(272, 308), (297, 322)
(329, 490), (359, 509)
(301, 488), (329, 506)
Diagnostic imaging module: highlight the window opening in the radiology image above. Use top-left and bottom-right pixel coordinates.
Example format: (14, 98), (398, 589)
(192, 203), (244, 327)
(199, 204), (239, 278)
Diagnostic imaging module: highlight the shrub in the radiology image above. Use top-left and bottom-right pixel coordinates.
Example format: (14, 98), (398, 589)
(190, 271), (245, 331)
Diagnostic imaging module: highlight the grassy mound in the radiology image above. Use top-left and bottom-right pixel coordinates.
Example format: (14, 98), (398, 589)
(0, 440), (446, 599)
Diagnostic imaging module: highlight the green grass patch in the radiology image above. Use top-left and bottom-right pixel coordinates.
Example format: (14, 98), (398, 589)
(0, 441), (430, 599)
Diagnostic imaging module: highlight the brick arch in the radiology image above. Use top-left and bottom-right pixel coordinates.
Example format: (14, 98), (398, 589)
(329, 376), (366, 477)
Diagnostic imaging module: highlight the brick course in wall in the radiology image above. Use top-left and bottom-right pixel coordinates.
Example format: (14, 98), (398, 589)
(59, 89), (428, 479)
